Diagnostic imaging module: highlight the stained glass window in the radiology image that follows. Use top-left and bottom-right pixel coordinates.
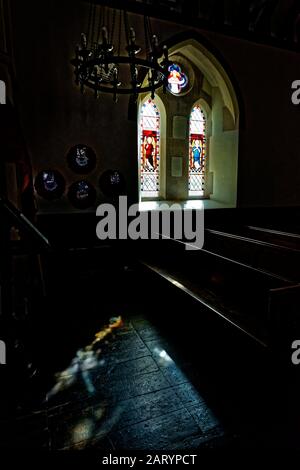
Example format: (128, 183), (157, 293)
(34, 170), (66, 200)
(167, 64), (188, 95)
(189, 105), (206, 197)
(140, 99), (160, 197)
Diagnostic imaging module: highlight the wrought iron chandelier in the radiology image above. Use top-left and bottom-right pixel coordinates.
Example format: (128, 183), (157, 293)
(71, 2), (171, 102)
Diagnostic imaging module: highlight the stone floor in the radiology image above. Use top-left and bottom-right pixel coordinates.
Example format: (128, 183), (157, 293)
(2, 248), (294, 451)
(2, 316), (229, 450)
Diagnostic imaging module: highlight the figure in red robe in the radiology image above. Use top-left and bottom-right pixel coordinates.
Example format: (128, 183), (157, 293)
(143, 136), (156, 170)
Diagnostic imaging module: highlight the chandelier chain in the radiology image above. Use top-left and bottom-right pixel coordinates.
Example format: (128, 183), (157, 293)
(86, 1), (93, 43)
(97, 5), (103, 43)
(110, 9), (116, 46)
(117, 8), (122, 57)
(91, 2), (97, 45)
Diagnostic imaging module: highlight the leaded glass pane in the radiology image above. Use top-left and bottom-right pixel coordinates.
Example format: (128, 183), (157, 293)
(189, 105), (206, 197)
(140, 99), (160, 198)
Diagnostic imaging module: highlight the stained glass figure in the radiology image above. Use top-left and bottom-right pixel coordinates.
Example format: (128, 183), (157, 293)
(140, 99), (160, 197)
(67, 144), (96, 174)
(167, 64), (188, 95)
(68, 180), (96, 209)
(34, 170), (66, 200)
(99, 170), (126, 198)
(189, 105), (206, 197)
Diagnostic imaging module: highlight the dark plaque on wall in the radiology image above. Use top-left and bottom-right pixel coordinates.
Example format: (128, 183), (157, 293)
(34, 170), (66, 200)
(99, 170), (126, 197)
(68, 180), (97, 209)
(67, 144), (96, 174)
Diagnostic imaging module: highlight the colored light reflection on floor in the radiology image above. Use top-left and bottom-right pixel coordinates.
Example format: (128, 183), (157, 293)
(44, 316), (224, 450)
(47, 316), (123, 399)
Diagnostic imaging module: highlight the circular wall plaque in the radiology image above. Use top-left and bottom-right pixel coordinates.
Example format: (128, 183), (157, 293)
(67, 144), (96, 174)
(34, 170), (66, 200)
(99, 170), (126, 197)
(68, 180), (97, 209)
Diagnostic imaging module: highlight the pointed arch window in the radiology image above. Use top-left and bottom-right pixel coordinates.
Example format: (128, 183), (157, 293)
(189, 105), (206, 197)
(140, 99), (160, 198)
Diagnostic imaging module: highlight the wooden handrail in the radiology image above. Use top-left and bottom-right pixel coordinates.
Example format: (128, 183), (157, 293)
(0, 197), (51, 252)
(142, 261), (268, 348)
(205, 228), (300, 253)
(246, 226), (300, 240)
(160, 236), (293, 284)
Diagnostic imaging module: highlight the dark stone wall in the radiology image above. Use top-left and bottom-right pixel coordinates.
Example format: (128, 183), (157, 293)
(11, 0), (138, 214)
(10, 0), (300, 211)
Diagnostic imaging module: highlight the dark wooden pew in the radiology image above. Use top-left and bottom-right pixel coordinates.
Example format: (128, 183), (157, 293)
(138, 237), (300, 360)
(204, 227), (300, 283)
(218, 224), (300, 250)
(244, 225), (300, 249)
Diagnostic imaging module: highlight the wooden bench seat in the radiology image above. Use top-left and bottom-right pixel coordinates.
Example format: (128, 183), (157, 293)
(139, 237), (300, 356)
(204, 227), (300, 282)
